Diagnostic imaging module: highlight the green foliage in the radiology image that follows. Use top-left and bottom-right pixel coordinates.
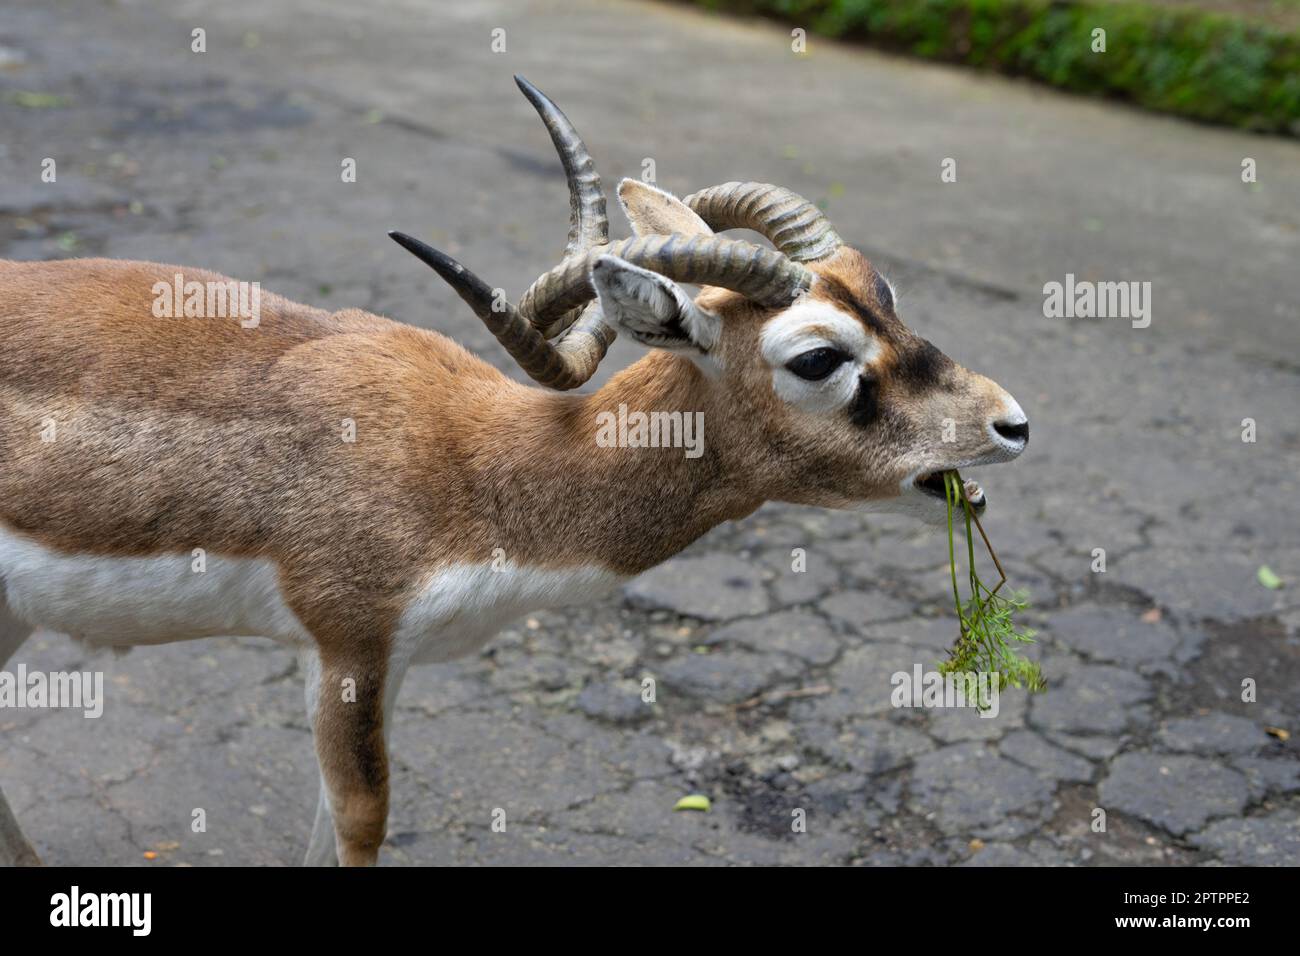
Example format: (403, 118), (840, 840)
(692, 0), (1300, 133)
(940, 471), (1046, 693)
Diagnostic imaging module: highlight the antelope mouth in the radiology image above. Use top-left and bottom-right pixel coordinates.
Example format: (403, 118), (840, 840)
(914, 471), (987, 514)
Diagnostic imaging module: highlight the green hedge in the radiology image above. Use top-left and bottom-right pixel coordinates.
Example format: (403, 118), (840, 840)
(689, 0), (1300, 133)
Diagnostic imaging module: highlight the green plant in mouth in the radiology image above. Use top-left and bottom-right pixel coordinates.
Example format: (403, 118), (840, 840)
(940, 470), (1046, 693)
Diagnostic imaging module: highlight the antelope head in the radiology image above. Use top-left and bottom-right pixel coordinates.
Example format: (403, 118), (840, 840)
(392, 76), (1028, 522)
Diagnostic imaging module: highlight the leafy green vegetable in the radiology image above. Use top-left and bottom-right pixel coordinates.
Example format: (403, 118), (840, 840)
(940, 471), (1045, 693)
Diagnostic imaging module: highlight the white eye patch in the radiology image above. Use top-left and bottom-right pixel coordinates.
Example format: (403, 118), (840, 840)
(760, 298), (880, 413)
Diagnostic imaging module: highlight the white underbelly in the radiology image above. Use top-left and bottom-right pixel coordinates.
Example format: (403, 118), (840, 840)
(399, 562), (625, 663)
(0, 526), (308, 646)
(0, 526), (624, 660)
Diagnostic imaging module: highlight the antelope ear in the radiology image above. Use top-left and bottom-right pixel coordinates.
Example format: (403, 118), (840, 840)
(617, 179), (713, 238)
(590, 255), (720, 353)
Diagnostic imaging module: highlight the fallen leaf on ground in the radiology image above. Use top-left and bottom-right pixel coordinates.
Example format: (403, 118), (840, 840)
(673, 794), (711, 813)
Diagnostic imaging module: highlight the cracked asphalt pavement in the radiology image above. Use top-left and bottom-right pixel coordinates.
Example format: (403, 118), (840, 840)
(1, 0), (1298, 866)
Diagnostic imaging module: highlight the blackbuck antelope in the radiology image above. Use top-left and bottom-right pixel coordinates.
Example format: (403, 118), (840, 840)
(0, 76), (1028, 866)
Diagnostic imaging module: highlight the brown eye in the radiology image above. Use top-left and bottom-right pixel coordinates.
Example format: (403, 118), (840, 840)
(786, 347), (849, 381)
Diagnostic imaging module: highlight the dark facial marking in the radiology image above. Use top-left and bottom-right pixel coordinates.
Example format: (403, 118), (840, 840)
(820, 277), (889, 337)
(848, 374), (880, 429)
(848, 299), (888, 338)
(894, 338), (952, 392)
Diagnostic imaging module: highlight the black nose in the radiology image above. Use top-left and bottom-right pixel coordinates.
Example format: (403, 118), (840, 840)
(993, 419), (1029, 444)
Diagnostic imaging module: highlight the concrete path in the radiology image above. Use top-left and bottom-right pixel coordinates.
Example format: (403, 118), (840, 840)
(1, 0), (1297, 865)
